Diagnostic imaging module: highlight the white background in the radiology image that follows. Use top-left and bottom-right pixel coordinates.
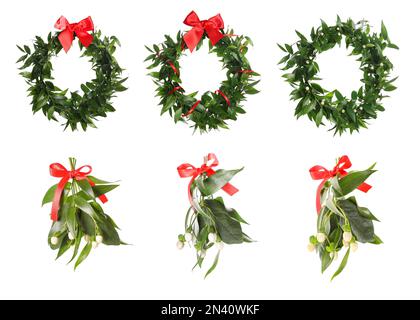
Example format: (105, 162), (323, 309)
(0, 0), (417, 300)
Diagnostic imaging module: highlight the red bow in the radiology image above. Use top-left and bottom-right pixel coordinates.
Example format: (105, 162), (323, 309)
(177, 153), (238, 207)
(54, 16), (94, 53)
(49, 163), (107, 221)
(183, 11), (225, 52)
(309, 156), (372, 214)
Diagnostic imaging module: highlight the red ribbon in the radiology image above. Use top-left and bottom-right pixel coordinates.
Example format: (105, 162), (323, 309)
(183, 100), (201, 117)
(54, 16), (94, 53)
(215, 90), (231, 106)
(49, 163), (108, 221)
(238, 69), (254, 74)
(167, 61), (179, 75)
(177, 153), (239, 207)
(309, 156), (372, 214)
(183, 11), (225, 52)
(168, 86), (184, 95)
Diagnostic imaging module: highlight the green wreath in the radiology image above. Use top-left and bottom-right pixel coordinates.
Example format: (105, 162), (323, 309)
(146, 12), (259, 133)
(279, 17), (398, 134)
(17, 17), (127, 131)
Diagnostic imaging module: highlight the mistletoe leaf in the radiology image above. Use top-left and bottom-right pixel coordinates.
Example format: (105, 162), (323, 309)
(338, 199), (374, 243)
(42, 184), (58, 206)
(205, 251), (221, 279)
(74, 196), (96, 216)
(331, 248), (350, 281)
(74, 242), (92, 270)
(92, 184), (119, 198)
(77, 211), (96, 237)
(202, 168), (243, 196)
(338, 169), (375, 196)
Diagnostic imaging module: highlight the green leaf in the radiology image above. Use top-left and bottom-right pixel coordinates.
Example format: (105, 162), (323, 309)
(358, 206), (380, 222)
(92, 184), (119, 198)
(370, 234), (383, 245)
(68, 231), (82, 264)
(338, 169), (375, 196)
(227, 208), (249, 225)
(75, 242), (92, 270)
(204, 199), (243, 244)
(88, 176), (113, 184)
(331, 248), (350, 280)
(66, 207), (78, 238)
(338, 199), (374, 243)
(205, 251), (220, 278)
(76, 179), (95, 198)
(320, 246), (333, 273)
(56, 235), (72, 260)
(202, 168), (243, 196)
(381, 21), (389, 40)
(96, 215), (121, 245)
(42, 184), (57, 206)
(77, 211), (96, 236)
(74, 196), (96, 216)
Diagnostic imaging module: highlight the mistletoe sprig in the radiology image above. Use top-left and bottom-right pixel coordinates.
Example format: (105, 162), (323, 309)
(42, 157), (124, 269)
(146, 29), (259, 133)
(177, 154), (252, 277)
(279, 17), (398, 134)
(18, 28), (127, 131)
(308, 156), (382, 280)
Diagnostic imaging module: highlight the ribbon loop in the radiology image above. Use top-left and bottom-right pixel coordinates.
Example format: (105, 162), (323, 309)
(54, 16), (94, 53)
(49, 162), (107, 221)
(183, 11), (225, 52)
(309, 156), (372, 214)
(177, 153), (238, 207)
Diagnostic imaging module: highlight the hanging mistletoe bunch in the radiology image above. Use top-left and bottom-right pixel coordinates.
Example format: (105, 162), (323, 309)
(279, 17), (398, 134)
(17, 16), (127, 131)
(146, 11), (259, 133)
(42, 157), (123, 269)
(308, 156), (382, 280)
(177, 154), (252, 277)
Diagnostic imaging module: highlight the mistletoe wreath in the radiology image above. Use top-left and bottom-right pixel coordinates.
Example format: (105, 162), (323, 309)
(146, 11), (260, 133)
(17, 16), (127, 131)
(279, 17), (398, 134)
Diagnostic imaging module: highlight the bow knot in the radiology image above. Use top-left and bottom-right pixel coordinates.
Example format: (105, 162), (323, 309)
(177, 153), (238, 207)
(49, 162), (107, 221)
(54, 16), (94, 53)
(183, 11), (225, 52)
(309, 156), (372, 214)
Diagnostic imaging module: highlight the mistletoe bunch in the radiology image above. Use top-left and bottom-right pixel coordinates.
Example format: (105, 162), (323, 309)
(177, 154), (252, 277)
(308, 156), (381, 280)
(146, 11), (259, 133)
(279, 17), (398, 134)
(42, 157), (123, 269)
(18, 17), (127, 131)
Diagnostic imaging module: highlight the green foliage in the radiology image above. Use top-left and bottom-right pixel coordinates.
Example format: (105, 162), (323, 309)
(146, 30), (259, 133)
(179, 165), (251, 277)
(18, 31), (127, 131)
(44, 157), (123, 269)
(310, 160), (381, 280)
(280, 17), (398, 135)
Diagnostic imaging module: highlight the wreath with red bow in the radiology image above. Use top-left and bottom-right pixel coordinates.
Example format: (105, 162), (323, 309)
(146, 11), (260, 133)
(17, 16), (127, 131)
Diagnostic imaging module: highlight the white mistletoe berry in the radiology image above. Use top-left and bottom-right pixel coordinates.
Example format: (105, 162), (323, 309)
(351, 242), (358, 252)
(176, 241), (184, 250)
(341, 109), (346, 113)
(96, 235), (103, 244)
(50, 236), (59, 245)
(184, 232), (193, 242)
(307, 243), (316, 252)
(305, 86), (310, 91)
(343, 240), (350, 248)
(92, 241), (99, 249)
(316, 233), (327, 243)
(343, 232), (353, 242)
(321, 100), (325, 106)
(363, 45), (366, 49)
(208, 233), (217, 243)
(306, 60), (310, 64)
(84, 235), (90, 242)
(198, 250), (206, 258)
(68, 232), (75, 241)
(338, 33), (341, 36)
(380, 63), (384, 67)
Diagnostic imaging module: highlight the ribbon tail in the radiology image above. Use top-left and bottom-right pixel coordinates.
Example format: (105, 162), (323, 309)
(315, 180), (327, 215)
(58, 29), (74, 53)
(76, 31), (94, 48)
(183, 28), (204, 52)
(51, 177), (70, 221)
(87, 179), (108, 204)
(357, 182), (372, 193)
(206, 28), (224, 46)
